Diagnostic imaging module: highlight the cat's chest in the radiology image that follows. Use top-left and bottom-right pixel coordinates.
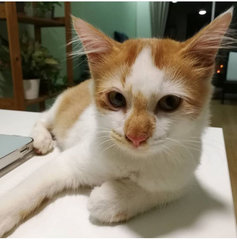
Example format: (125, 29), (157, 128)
(102, 150), (199, 192)
(100, 151), (160, 181)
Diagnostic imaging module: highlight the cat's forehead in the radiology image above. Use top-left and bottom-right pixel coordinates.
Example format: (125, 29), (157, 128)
(126, 47), (164, 97)
(124, 45), (184, 99)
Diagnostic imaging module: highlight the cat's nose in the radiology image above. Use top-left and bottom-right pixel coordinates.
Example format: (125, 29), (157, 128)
(126, 133), (148, 147)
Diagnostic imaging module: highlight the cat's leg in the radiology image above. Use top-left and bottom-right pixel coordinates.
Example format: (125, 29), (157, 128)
(0, 157), (74, 236)
(88, 179), (182, 223)
(0, 144), (107, 236)
(31, 110), (54, 154)
(31, 95), (63, 154)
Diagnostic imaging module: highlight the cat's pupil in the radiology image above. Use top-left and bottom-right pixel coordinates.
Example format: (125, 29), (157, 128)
(108, 91), (126, 108)
(158, 95), (181, 112)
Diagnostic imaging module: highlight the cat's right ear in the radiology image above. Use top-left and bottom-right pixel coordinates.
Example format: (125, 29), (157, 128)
(182, 8), (234, 68)
(72, 16), (120, 67)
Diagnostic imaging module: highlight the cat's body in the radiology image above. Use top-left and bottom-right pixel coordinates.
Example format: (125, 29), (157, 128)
(0, 8), (234, 236)
(35, 78), (204, 190)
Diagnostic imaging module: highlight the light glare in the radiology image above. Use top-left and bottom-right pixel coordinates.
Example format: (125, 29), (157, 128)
(199, 10), (207, 15)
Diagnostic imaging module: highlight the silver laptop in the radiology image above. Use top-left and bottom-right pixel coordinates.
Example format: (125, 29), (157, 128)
(0, 134), (33, 173)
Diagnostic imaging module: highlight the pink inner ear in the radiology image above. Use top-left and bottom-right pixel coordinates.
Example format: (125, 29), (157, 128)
(196, 19), (231, 50)
(183, 9), (233, 65)
(72, 17), (112, 63)
(189, 10), (232, 52)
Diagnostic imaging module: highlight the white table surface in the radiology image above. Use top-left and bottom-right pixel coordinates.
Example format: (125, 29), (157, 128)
(0, 109), (236, 237)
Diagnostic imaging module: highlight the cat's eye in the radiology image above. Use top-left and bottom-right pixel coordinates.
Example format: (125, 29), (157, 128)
(107, 91), (126, 109)
(158, 95), (182, 112)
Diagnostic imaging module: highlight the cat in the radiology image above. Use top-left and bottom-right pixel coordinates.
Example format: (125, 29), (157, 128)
(0, 8), (234, 236)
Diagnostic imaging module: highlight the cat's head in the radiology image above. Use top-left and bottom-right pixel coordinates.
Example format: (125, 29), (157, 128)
(73, 8), (233, 155)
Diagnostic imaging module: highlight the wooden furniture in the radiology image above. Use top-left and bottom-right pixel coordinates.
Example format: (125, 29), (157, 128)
(0, 2), (73, 111)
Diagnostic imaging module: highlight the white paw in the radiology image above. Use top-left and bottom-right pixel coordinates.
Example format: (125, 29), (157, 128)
(88, 181), (130, 223)
(32, 126), (54, 155)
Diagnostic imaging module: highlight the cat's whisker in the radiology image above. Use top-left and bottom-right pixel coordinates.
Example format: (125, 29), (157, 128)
(165, 137), (197, 161)
(184, 138), (223, 149)
(97, 131), (111, 134)
(96, 133), (109, 137)
(96, 126), (111, 130)
(160, 145), (179, 164)
(161, 145), (175, 156)
(96, 137), (110, 142)
(96, 132), (110, 136)
(97, 139), (114, 147)
(181, 143), (201, 150)
(96, 128), (112, 132)
(179, 138), (224, 160)
(179, 140), (201, 147)
(184, 145), (201, 152)
(97, 134), (110, 138)
(101, 143), (117, 154)
(151, 140), (166, 145)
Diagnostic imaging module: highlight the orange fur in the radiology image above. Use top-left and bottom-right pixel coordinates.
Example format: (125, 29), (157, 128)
(53, 80), (91, 139)
(151, 39), (213, 117)
(124, 92), (156, 141)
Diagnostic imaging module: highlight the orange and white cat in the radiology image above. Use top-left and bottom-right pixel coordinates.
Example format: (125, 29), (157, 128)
(0, 8), (234, 236)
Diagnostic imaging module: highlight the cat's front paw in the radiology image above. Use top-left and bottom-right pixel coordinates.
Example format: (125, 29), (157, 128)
(32, 127), (54, 155)
(88, 181), (130, 223)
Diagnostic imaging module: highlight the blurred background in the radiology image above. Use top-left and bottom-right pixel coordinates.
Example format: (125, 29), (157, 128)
(0, 2), (237, 110)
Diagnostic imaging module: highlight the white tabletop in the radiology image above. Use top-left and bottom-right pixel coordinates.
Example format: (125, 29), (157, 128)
(0, 109), (236, 237)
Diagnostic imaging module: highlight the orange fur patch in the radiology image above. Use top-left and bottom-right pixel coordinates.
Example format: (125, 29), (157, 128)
(53, 80), (91, 139)
(151, 39), (213, 117)
(124, 92), (156, 140)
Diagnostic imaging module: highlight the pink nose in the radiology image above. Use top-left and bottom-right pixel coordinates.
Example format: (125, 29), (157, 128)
(126, 133), (148, 147)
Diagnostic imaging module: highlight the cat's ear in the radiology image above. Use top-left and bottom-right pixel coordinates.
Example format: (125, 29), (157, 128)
(72, 16), (120, 66)
(183, 7), (234, 67)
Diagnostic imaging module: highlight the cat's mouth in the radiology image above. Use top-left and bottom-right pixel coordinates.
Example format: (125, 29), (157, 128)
(111, 130), (148, 150)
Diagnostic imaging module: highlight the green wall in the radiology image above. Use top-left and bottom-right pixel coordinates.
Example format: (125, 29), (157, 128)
(72, 2), (137, 39)
(137, 2), (151, 38)
(41, 2), (151, 82)
(0, 2), (151, 99)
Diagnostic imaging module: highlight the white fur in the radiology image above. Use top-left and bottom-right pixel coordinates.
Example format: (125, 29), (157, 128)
(127, 47), (164, 98)
(0, 46), (210, 236)
(126, 47), (188, 99)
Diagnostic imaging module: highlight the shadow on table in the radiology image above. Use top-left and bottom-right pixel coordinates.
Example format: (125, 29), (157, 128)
(91, 178), (227, 237)
(5, 178), (226, 237)
(126, 179), (226, 237)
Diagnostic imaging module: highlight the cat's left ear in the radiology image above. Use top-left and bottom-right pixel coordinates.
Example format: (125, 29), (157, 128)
(183, 7), (233, 67)
(72, 16), (120, 68)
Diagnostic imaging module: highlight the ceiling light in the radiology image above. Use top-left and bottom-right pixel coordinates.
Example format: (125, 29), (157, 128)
(199, 9), (207, 15)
